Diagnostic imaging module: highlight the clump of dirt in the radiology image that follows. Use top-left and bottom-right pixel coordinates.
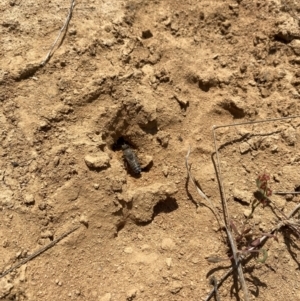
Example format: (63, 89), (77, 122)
(125, 182), (178, 223)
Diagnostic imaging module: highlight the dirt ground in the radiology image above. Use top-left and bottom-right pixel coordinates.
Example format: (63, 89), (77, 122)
(1, 0), (300, 300)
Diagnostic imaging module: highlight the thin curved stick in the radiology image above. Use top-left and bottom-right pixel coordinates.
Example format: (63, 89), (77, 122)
(40, 0), (76, 66)
(0, 225), (80, 279)
(186, 147), (249, 301)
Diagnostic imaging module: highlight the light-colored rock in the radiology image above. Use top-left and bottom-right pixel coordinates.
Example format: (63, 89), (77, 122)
(162, 165), (169, 177)
(156, 131), (170, 147)
(281, 127), (296, 146)
(243, 209), (252, 218)
(161, 238), (175, 250)
(38, 120), (51, 131)
(79, 214), (89, 226)
(93, 183), (100, 190)
(0, 186), (14, 207)
(84, 153), (110, 169)
(126, 182), (178, 222)
(275, 17), (300, 42)
(290, 38), (300, 55)
(126, 288), (137, 301)
(169, 281), (183, 294)
(53, 156), (60, 167)
(139, 155), (153, 169)
(233, 188), (252, 205)
(166, 257), (172, 269)
(18, 265), (27, 282)
(99, 293), (111, 301)
(239, 142), (250, 154)
(124, 247), (133, 254)
(132, 252), (159, 265)
(141, 244), (150, 251)
(24, 194), (35, 205)
(40, 230), (53, 239)
(0, 278), (14, 299)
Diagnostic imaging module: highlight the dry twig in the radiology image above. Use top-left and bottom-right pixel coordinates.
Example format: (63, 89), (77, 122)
(0, 225), (80, 279)
(185, 147), (250, 301)
(40, 0), (76, 66)
(274, 191), (300, 195)
(210, 276), (221, 301)
(185, 146), (219, 212)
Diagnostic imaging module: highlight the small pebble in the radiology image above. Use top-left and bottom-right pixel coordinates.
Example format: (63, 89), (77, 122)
(0, 278), (14, 297)
(69, 28), (77, 35)
(239, 142), (250, 154)
(84, 153), (110, 170)
(191, 257), (199, 264)
(53, 156), (60, 167)
(139, 155), (153, 169)
(271, 145), (278, 153)
(75, 290), (81, 296)
(93, 183), (100, 190)
(126, 288), (137, 300)
(233, 188), (252, 205)
(156, 131), (170, 147)
(166, 257), (172, 269)
(162, 166), (169, 177)
(38, 120), (51, 131)
(169, 281), (183, 294)
(40, 230), (53, 239)
(141, 244), (150, 251)
(99, 293), (112, 301)
(24, 194), (35, 205)
(124, 247), (133, 254)
(104, 24), (112, 32)
(161, 238), (175, 250)
(38, 202), (47, 210)
(79, 214), (89, 227)
(243, 209), (252, 218)
(290, 39), (300, 55)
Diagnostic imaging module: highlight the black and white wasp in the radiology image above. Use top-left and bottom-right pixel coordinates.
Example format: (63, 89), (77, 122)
(122, 144), (141, 174)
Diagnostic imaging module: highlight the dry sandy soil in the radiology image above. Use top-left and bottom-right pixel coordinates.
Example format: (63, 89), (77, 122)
(1, 0), (300, 300)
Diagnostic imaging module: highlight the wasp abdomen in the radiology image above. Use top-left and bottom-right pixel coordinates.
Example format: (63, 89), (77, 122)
(122, 144), (141, 174)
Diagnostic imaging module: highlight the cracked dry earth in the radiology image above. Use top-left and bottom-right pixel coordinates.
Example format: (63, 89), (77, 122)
(1, 0), (300, 300)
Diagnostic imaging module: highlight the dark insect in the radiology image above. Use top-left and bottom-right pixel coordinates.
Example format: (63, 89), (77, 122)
(122, 144), (141, 174)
